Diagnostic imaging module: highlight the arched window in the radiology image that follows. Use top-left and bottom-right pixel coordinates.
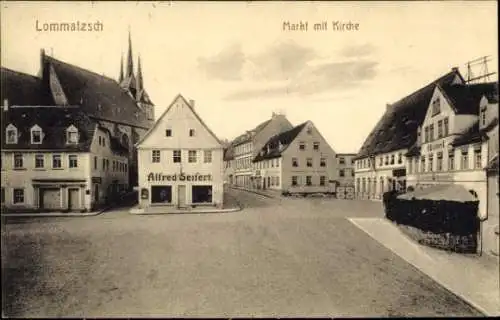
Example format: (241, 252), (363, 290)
(121, 133), (130, 149)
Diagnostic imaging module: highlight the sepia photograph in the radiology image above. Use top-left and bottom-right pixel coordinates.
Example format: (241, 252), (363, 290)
(1, 0), (499, 317)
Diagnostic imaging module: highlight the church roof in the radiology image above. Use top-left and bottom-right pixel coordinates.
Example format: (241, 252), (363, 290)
(1, 67), (54, 106)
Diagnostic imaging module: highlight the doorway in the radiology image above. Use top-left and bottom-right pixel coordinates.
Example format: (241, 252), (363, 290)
(68, 188), (80, 211)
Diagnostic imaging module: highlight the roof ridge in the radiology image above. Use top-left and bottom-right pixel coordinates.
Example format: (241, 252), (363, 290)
(45, 55), (119, 84)
(1, 66), (40, 80)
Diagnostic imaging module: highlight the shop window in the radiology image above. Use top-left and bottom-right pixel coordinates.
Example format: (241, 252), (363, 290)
(35, 154), (44, 168)
(53, 154), (62, 168)
(173, 150), (181, 163)
(13, 188), (24, 204)
(151, 186), (172, 203)
(188, 150), (197, 163)
(69, 155), (78, 168)
(192, 185), (213, 203)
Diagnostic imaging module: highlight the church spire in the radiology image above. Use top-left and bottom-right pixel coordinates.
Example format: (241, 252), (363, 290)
(137, 54), (143, 95)
(126, 28), (134, 77)
(119, 52), (124, 83)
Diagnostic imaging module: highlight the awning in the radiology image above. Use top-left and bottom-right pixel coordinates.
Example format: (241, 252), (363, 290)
(397, 184), (478, 202)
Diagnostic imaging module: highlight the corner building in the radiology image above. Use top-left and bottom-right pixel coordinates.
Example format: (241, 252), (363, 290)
(136, 94), (224, 209)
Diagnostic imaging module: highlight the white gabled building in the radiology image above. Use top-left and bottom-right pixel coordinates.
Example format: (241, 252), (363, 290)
(135, 94), (224, 209)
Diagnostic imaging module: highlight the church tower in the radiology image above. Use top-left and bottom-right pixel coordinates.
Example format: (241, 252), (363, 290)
(136, 55), (155, 121)
(120, 30), (137, 98)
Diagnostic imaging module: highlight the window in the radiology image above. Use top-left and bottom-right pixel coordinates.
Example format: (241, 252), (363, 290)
(421, 156), (426, 172)
(306, 176), (312, 186)
(448, 152), (455, 171)
(13, 188), (24, 204)
(424, 126), (429, 143)
(192, 185), (213, 203)
(339, 169), (345, 177)
(320, 176), (326, 186)
(436, 152), (443, 171)
(398, 153), (402, 164)
(306, 127), (312, 134)
(379, 156), (383, 166)
(1, 187), (4, 203)
(408, 158), (413, 174)
(385, 156), (389, 165)
(188, 150), (197, 163)
(94, 156), (98, 169)
(351, 169), (355, 177)
(390, 155), (395, 165)
(481, 111), (486, 126)
(6, 124), (18, 144)
(339, 157), (345, 165)
(306, 158), (313, 167)
(461, 150), (468, 170)
(52, 154), (62, 168)
(165, 129), (172, 137)
(276, 159), (280, 167)
(437, 120), (443, 138)
(173, 150), (181, 163)
(204, 150), (212, 163)
(66, 125), (79, 144)
(292, 176), (298, 186)
(432, 97), (441, 116)
(313, 142), (319, 150)
(276, 176), (280, 187)
(68, 155), (78, 168)
(429, 124), (434, 141)
(444, 117), (449, 136)
(102, 138), (106, 147)
(428, 154), (434, 172)
(299, 142), (305, 150)
(35, 154), (44, 168)
(152, 150), (161, 163)
(474, 149), (482, 169)
(320, 158), (326, 167)
(151, 186), (172, 203)
(98, 136), (102, 145)
(189, 129), (195, 137)
(14, 153), (23, 169)
(102, 158), (106, 170)
(292, 158), (298, 167)
(31, 125), (43, 144)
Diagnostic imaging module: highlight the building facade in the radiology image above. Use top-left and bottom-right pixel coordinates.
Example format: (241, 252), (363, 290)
(136, 95), (224, 209)
(354, 68), (465, 200)
(336, 153), (356, 186)
(1, 105), (128, 212)
(225, 113), (293, 189)
(252, 121), (338, 194)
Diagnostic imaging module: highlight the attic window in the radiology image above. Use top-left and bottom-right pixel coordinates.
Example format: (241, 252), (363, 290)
(6, 124), (18, 144)
(306, 127), (312, 134)
(166, 129), (172, 137)
(432, 97), (441, 116)
(31, 125), (43, 144)
(66, 125), (79, 144)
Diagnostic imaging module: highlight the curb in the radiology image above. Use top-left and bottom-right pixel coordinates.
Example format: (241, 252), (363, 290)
(130, 206), (243, 215)
(1, 206), (111, 218)
(348, 218), (497, 317)
(229, 186), (278, 199)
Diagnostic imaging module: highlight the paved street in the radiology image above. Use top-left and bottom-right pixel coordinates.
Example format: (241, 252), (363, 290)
(1, 188), (483, 317)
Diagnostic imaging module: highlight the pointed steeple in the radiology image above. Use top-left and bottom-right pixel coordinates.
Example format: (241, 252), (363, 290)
(126, 28), (134, 77)
(119, 52), (124, 83)
(137, 54), (143, 94)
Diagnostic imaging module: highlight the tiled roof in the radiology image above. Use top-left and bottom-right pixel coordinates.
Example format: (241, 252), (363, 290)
(441, 82), (498, 115)
(231, 119), (272, 146)
(43, 55), (153, 129)
(355, 70), (461, 160)
(405, 145), (421, 157)
(452, 117), (498, 147)
(223, 147), (235, 161)
(253, 122), (308, 162)
(1, 67), (54, 106)
(1, 106), (96, 152)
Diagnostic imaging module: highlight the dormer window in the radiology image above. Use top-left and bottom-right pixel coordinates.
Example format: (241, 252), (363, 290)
(6, 124), (18, 144)
(432, 97), (441, 116)
(30, 125), (43, 144)
(66, 125), (79, 144)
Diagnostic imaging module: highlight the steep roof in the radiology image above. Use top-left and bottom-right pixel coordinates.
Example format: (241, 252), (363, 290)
(223, 147), (235, 161)
(253, 122), (308, 162)
(135, 93), (222, 147)
(1, 67), (54, 106)
(1, 106), (96, 152)
(355, 70), (462, 160)
(452, 117), (498, 147)
(43, 55), (153, 129)
(440, 82), (498, 115)
(231, 119), (272, 147)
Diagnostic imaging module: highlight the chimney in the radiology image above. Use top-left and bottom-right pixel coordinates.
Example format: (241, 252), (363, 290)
(386, 103), (391, 111)
(451, 67), (459, 72)
(39, 48), (46, 78)
(189, 99), (195, 108)
(3, 99), (8, 111)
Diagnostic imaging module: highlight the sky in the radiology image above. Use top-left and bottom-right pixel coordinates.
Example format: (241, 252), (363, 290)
(1, 1), (498, 153)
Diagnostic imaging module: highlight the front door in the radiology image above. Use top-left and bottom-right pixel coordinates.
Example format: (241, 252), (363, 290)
(68, 188), (80, 211)
(178, 185), (186, 207)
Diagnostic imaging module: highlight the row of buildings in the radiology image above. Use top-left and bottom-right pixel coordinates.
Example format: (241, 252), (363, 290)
(222, 113), (356, 195)
(1, 33), (155, 212)
(353, 67), (499, 255)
